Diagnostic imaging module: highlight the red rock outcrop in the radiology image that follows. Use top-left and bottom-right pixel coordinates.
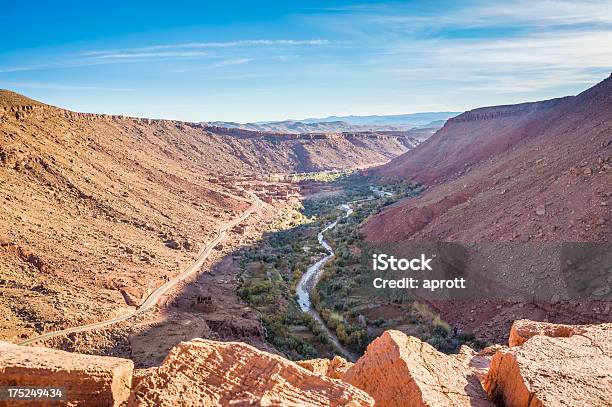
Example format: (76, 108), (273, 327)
(484, 323), (612, 406)
(0, 341), (133, 407)
(128, 338), (373, 406)
(297, 356), (354, 379)
(297, 358), (332, 376)
(508, 319), (587, 347)
(343, 330), (492, 406)
(2, 323), (612, 406)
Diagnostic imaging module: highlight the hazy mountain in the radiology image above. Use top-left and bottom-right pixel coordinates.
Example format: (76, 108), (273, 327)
(298, 112), (460, 127)
(205, 120), (375, 134)
(205, 112), (459, 135)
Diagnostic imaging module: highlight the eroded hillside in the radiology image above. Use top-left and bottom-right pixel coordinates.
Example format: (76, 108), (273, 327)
(366, 75), (612, 242)
(362, 75), (612, 342)
(0, 90), (412, 341)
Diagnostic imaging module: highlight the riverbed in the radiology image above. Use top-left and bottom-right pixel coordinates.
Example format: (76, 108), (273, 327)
(295, 203), (357, 360)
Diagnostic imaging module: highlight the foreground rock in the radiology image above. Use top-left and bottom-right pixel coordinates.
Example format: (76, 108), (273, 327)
(297, 356), (354, 379)
(128, 338), (373, 406)
(485, 323), (612, 406)
(0, 341), (133, 407)
(464, 345), (508, 385)
(508, 319), (586, 347)
(343, 330), (492, 406)
(3, 322), (611, 406)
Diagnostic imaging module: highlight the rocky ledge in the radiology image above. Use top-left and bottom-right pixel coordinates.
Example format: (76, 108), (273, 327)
(127, 339), (373, 406)
(0, 319), (610, 406)
(486, 320), (611, 407)
(0, 341), (133, 406)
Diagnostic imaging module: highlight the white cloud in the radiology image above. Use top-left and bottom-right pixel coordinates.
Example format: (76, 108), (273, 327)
(472, 0), (612, 26)
(91, 51), (210, 59)
(313, 1), (612, 93)
(328, 0), (612, 29)
(428, 30), (612, 69)
(209, 58), (253, 68)
(380, 29), (612, 92)
(0, 82), (131, 91)
(84, 39), (329, 56)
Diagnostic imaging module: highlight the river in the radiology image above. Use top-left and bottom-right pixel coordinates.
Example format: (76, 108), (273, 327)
(295, 203), (357, 360)
(295, 186), (394, 360)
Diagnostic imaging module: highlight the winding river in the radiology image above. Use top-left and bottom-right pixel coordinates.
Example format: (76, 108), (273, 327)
(295, 187), (393, 360)
(296, 203), (357, 360)
(297, 203), (353, 312)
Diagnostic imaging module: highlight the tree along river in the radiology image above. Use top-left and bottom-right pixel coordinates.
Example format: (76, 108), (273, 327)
(295, 185), (391, 360)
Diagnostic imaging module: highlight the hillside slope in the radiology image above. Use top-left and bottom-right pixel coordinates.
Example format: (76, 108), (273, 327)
(374, 97), (568, 183)
(365, 75), (612, 243)
(0, 90), (411, 341)
(362, 75), (611, 342)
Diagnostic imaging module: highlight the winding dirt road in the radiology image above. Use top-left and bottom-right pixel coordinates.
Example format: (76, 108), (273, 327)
(19, 192), (261, 346)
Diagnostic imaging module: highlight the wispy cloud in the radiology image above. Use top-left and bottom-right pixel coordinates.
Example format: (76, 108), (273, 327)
(0, 82), (131, 91)
(470, 0), (612, 27)
(90, 51), (210, 60)
(322, 0), (612, 28)
(0, 39), (326, 73)
(309, 0), (612, 93)
(84, 39), (329, 56)
(383, 29), (612, 91)
(0, 55), (210, 73)
(209, 58), (253, 68)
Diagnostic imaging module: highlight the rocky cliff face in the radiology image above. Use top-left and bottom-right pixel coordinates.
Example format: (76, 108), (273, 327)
(485, 321), (612, 407)
(343, 330), (492, 406)
(1, 320), (609, 406)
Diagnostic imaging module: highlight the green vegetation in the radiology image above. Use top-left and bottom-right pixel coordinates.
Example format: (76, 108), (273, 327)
(237, 201), (331, 360)
(268, 169), (354, 183)
(238, 172), (483, 360)
(313, 187), (488, 354)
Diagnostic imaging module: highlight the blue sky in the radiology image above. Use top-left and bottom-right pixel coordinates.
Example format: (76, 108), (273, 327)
(1, 0), (611, 122)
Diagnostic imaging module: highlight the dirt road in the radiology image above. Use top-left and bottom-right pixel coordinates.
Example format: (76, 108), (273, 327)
(19, 192), (262, 346)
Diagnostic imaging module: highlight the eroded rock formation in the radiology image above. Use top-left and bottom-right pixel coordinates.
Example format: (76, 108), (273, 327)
(508, 319), (586, 347)
(297, 355), (354, 379)
(128, 338), (373, 406)
(485, 322), (612, 407)
(343, 330), (492, 406)
(0, 341), (133, 407)
(1, 321), (610, 406)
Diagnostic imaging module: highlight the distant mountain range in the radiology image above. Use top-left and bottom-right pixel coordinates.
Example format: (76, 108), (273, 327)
(204, 112), (460, 134)
(298, 112), (460, 126)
